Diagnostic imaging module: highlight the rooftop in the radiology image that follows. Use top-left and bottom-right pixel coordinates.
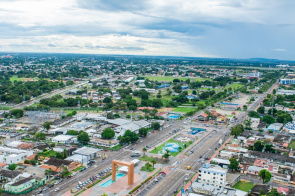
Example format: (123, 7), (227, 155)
(73, 147), (100, 156)
(11, 177), (34, 186)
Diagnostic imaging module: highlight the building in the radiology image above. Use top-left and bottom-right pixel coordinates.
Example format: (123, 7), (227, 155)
(197, 164), (227, 188)
(249, 72), (262, 79)
(276, 64), (290, 68)
(67, 147), (101, 164)
(277, 89), (295, 95)
(52, 135), (76, 144)
(280, 79), (295, 85)
(89, 138), (120, 148)
(0, 147), (34, 164)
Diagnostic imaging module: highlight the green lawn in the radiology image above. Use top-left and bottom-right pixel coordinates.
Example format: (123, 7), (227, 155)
(9, 76), (24, 82)
(145, 76), (210, 82)
(288, 140), (295, 149)
(150, 138), (191, 157)
(37, 150), (59, 158)
(173, 107), (197, 114)
(224, 83), (244, 91)
(139, 156), (157, 162)
(73, 166), (85, 172)
(233, 181), (255, 192)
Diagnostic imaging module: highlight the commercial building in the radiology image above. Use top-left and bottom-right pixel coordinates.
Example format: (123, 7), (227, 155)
(197, 164), (228, 188)
(0, 147), (34, 164)
(51, 135), (76, 144)
(68, 147), (101, 164)
(248, 72), (262, 79)
(280, 79), (295, 85)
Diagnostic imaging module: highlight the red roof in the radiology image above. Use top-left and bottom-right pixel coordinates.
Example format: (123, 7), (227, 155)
(277, 187), (289, 194)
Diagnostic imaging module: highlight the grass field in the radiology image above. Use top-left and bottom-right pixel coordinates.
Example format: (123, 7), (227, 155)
(173, 107), (197, 114)
(73, 166), (86, 172)
(9, 76), (49, 82)
(224, 83), (244, 91)
(288, 140), (295, 149)
(150, 138), (191, 157)
(232, 181), (255, 192)
(145, 76), (210, 82)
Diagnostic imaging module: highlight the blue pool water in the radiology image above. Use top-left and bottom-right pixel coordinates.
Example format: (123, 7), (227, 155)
(100, 173), (126, 188)
(189, 127), (206, 135)
(162, 142), (181, 152)
(168, 115), (180, 119)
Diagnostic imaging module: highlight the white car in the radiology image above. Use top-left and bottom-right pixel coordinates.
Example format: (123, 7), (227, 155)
(54, 188), (60, 192)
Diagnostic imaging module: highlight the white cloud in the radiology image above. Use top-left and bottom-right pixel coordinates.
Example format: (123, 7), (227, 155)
(271, 48), (287, 52)
(0, 0), (293, 59)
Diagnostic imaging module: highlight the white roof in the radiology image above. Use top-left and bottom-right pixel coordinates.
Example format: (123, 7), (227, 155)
(52, 135), (75, 141)
(212, 158), (230, 165)
(53, 147), (64, 153)
(118, 166), (129, 172)
(107, 119), (130, 126)
(73, 147), (100, 156)
(7, 141), (23, 148)
(65, 154), (87, 163)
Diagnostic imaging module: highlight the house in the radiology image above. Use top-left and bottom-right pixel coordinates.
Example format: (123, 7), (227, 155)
(89, 138), (120, 148)
(247, 166), (263, 175)
(196, 113), (208, 121)
(250, 184), (270, 196)
(4, 177), (37, 194)
(0, 169), (21, 182)
(44, 157), (81, 172)
(0, 147), (34, 164)
(267, 123), (284, 132)
(52, 135), (76, 144)
(215, 116), (228, 124)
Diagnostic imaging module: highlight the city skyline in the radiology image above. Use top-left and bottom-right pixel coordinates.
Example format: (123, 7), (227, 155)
(0, 0), (294, 60)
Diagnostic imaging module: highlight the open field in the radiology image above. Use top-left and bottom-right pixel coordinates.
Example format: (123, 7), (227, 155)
(150, 138), (191, 157)
(224, 83), (244, 91)
(173, 107), (197, 113)
(145, 76), (210, 82)
(9, 76), (50, 82)
(232, 181), (255, 192)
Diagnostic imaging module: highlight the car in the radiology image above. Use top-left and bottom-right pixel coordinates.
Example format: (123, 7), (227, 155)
(199, 155), (202, 158)
(54, 187), (60, 192)
(152, 131), (155, 133)
(43, 187), (49, 191)
(154, 178), (158, 182)
(140, 140), (143, 143)
(48, 184), (54, 188)
(146, 145), (150, 148)
(130, 147), (133, 150)
(54, 181), (59, 185)
(37, 190), (42, 194)
(174, 189), (178, 193)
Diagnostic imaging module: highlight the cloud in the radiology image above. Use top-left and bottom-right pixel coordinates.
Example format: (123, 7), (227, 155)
(0, 0), (293, 59)
(271, 48), (287, 52)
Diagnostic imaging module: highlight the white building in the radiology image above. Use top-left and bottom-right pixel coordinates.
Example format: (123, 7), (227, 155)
(0, 147), (34, 164)
(52, 135), (76, 144)
(197, 164), (228, 188)
(68, 147), (101, 164)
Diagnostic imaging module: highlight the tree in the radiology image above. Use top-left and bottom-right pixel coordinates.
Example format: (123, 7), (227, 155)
(248, 111), (260, 118)
(178, 146), (182, 152)
(151, 122), (160, 130)
(254, 141), (265, 151)
(243, 105), (248, 111)
(262, 115), (275, 124)
(258, 169), (272, 184)
(126, 114), (131, 119)
(43, 121), (52, 131)
(10, 109), (24, 118)
(145, 162), (152, 170)
(143, 147), (147, 157)
(35, 132), (46, 140)
(228, 158), (239, 171)
(44, 168), (53, 180)
(257, 106), (265, 114)
(267, 189), (283, 196)
(139, 128), (148, 137)
(8, 163), (17, 170)
(151, 160), (156, 169)
(77, 131), (90, 145)
(230, 124), (244, 138)
(60, 166), (70, 178)
(67, 130), (79, 135)
(30, 159), (36, 165)
(101, 128), (115, 139)
(162, 150), (170, 162)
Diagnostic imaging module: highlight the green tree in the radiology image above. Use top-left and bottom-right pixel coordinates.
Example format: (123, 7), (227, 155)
(60, 166), (70, 178)
(101, 128), (115, 139)
(139, 128), (148, 137)
(8, 163), (17, 170)
(43, 121), (52, 131)
(257, 106), (265, 114)
(151, 122), (160, 130)
(67, 130), (79, 135)
(248, 111), (260, 118)
(230, 124), (244, 138)
(143, 147), (147, 157)
(258, 169), (272, 184)
(266, 189), (283, 196)
(228, 158), (239, 171)
(254, 141), (265, 151)
(151, 160), (156, 169)
(145, 162), (152, 170)
(262, 115), (275, 124)
(162, 150), (170, 162)
(44, 168), (53, 180)
(34, 132), (46, 140)
(126, 114), (131, 119)
(77, 131), (90, 145)
(10, 109), (24, 118)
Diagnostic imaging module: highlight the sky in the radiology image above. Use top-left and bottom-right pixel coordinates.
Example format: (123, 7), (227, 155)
(0, 0), (294, 60)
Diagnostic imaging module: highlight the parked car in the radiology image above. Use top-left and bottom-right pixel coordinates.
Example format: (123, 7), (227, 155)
(54, 187), (60, 192)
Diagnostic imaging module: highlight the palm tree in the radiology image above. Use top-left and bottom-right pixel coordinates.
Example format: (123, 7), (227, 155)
(151, 160), (156, 169)
(178, 146), (182, 152)
(162, 150), (170, 162)
(145, 162), (152, 170)
(143, 147), (147, 157)
(102, 193), (108, 196)
(44, 168), (53, 180)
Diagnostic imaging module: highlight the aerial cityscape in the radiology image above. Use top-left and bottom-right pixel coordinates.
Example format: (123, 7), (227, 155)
(0, 1), (295, 196)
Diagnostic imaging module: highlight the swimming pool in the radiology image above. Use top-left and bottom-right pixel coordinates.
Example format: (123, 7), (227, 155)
(100, 173), (126, 188)
(162, 142), (181, 152)
(168, 115), (180, 119)
(189, 127), (206, 135)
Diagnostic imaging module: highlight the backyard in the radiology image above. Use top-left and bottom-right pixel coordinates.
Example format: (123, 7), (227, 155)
(173, 107), (197, 114)
(232, 181), (255, 192)
(150, 138), (191, 157)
